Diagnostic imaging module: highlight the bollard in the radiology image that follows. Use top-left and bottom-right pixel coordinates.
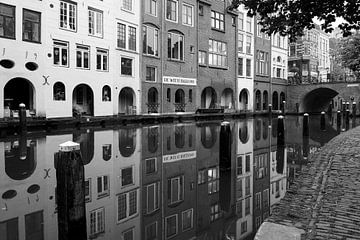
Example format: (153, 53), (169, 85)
(346, 102), (350, 111)
(346, 110), (350, 130)
(277, 116), (285, 147)
(19, 103), (27, 133)
(352, 102), (357, 117)
(320, 111), (325, 131)
(268, 104), (272, 120)
(55, 141), (87, 240)
(303, 113), (309, 137)
(303, 136), (310, 160)
(219, 122), (231, 211)
(337, 110), (341, 128)
(342, 102), (346, 115)
(281, 101), (286, 115)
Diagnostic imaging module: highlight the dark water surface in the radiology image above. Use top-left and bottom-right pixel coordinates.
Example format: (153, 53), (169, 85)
(0, 114), (357, 240)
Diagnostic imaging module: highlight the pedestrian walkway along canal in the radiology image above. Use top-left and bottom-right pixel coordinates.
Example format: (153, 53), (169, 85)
(0, 114), (357, 239)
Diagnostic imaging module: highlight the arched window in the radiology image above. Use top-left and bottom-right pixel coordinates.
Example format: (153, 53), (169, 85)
(277, 56), (281, 62)
(102, 144), (112, 161)
(255, 90), (261, 110)
(175, 89), (185, 103)
(263, 91), (268, 110)
(53, 82), (65, 101)
(175, 126), (185, 148)
(102, 85), (111, 101)
(167, 88), (171, 102)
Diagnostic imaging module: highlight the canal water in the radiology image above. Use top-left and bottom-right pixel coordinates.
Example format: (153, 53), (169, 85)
(0, 114), (358, 240)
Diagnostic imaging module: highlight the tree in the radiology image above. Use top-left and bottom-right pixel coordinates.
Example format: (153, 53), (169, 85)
(338, 33), (360, 79)
(228, 0), (360, 40)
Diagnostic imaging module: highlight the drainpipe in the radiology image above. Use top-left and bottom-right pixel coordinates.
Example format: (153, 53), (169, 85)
(160, 1), (165, 114)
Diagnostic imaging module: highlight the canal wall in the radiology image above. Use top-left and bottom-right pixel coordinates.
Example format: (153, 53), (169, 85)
(255, 125), (360, 240)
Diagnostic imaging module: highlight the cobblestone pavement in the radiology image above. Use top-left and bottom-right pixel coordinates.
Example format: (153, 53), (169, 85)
(266, 126), (360, 239)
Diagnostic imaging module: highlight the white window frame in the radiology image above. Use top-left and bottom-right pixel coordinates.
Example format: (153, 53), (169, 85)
(168, 32), (184, 61)
(145, 0), (157, 16)
(182, 208), (193, 231)
(211, 11), (225, 31)
(165, 214), (178, 238)
(146, 182), (160, 213)
(53, 40), (69, 67)
(208, 39), (227, 67)
(121, 165), (134, 187)
(143, 25), (159, 57)
(128, 25), (137, 52)
(165, 0), (178, 23)
(97, 175), (109, 198)
(117, 189), (139, 222)
(88, 8), (103, 37)
(182, 3), (193, 27)
(169, 175), (184, 204)
(198, 50), (206, 65)
(76, 44), (90, 69)
(238, 33), (244, 53)
(59, 1), (77, 31)
(96, 48), (108, 71)
(122, 0), (133, 12)
(145, 66), (157, 83)
(117, 22), (137, 52)
(90, 207), (105, 237)
(246, 35), (251, 54)
(117, 22), (126, 49)
(145, 222), (158, 240)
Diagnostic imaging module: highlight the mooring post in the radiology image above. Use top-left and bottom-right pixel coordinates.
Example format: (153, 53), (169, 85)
(276, 116), (285, 174)
(282, 101), (286, 115)
(268, 104), (272, 120)
(346, 110), (350, 130)
(277, 116), (285, 147)
(19, 103), (27, 133)
(303, 113), (309, 137)
(346, 101), (350, 111)
(55, 141), (87, 240)
(320, 111), (325, 131)
(337, 110), (341, 128)
(352, 102), (357, 117)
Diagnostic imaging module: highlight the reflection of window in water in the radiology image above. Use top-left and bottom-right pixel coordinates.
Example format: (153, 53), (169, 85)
(145, 158), (157, 175)
(119, 128), (136, 157)
(145, 222), (157, 240)
(25, 211), (44, 239)
(201, 125), (217, 149)
(263, 119), (268, 140)
(53, 82), (66, 101)
(255, 120), (261, 140)
(85, 178), (91, 202)
(121, 166), (134, 187)
(168, 176), (184, 204)
(73, 131), (94, 165)
(146, 182), (160, 213)
(117, 189), (138, 222)
(239, 124), (248, 144)
(188, 133), (193, 147)
(175, 126), (185, 148)
(90, 207), (105, 237)
(0, 218), (19, 239)
(97, 175), (109, 198)
(102, 144), (112, 161)
(148, 127), (159, 153)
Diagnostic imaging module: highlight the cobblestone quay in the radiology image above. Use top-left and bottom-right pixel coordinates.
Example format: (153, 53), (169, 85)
(257, 126), (360, 239)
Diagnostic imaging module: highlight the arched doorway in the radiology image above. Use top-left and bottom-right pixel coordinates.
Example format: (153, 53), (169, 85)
(119, 87), (135, 115)
(239, 122), (249, 144)
(263, 91), (268, 110)
(119, 128), (136, 157)
(4, 78), (35, 116)
(175, 89), (185, 112)
(147, 87), (159, 113)
(272, 91), (279, 110)
(239, 89), (249, 111)
(255, 90), (261, 111)
(201, 87), (217, 108)
(221, 88), (234, 109)
(72, 84), (94, 116)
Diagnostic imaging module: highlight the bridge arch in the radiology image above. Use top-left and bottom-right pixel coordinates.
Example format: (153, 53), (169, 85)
(303, 88), (338, 113)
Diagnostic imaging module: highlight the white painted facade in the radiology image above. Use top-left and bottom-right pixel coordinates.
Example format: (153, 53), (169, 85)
(0, 0), (141, 118)
(269, 149), (287, 208)
(237, 5), (254, 112)
(271, 33), (288, 81)
(317, 31), (330, 82)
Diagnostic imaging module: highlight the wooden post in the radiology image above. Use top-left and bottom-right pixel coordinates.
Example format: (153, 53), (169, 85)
(276, 116), (285, 174)
(346, 110), (350, 130)
(268, 104), (272, 121)
(337, 110), (341, 128)
(352, 102), (357, 117)
(55, 141), (87, 240)
(320, 111), (325, 131)
(277, 116), (285, 147)
(19, 103), (27, 133)
(303, 135), (309, 160)
(303, 113), (309, 137)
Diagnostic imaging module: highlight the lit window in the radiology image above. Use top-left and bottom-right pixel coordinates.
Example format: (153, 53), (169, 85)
(122, 0), (133, 12)
(166, 0), (178, 22)
(145, 0), (157, 16)
(60, 1), (76, 31)
(76, 45), (90, 69)
(90, 208), (105, 236)
(121, 57), (133, 76)
(208, 39), (227, 67)
(182, 4), (193, 26)
(211, 11), (224, 31)
(96, 48), (108, 71)
(0, 3), (15, 39)
(88, 8), (103, 37)
(168, 32), (184, 61)
(97, 175), (109, 197)
(23, 9), (41, 43)
(208, 166), (219, 194)
(198, 51), (206, 65)
(143, 25), (159, 56)
(53, 40), (68, 67)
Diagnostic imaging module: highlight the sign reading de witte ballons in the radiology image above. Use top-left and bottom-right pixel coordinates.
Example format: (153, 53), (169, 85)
(162, 151), (197, 163)
(163, 76), (197, 86)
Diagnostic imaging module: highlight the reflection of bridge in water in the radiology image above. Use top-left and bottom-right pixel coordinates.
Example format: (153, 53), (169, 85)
(287, 81), (360, 113)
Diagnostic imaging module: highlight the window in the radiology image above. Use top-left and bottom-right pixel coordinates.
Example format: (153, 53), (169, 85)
(102, 144), (112, 160)
(167, 88), (171, 102)
(122, 0), (133, 12)
(236, 200), (243, 216)
(53, 82), (65, 101)
(53, 40), (68, 67)
(146, 66), (156, 82)
(241, 221), (247, 234)
(238, 33), (243, 52)
(238, 58), (243, 76)
(121, 57), (133, 76)
(208, 166), (219, 194)
(182, 209), (193, 231)
(255, 192), (261, 209)
(263, 189), (269, 208)
(102, 85), (111, 101)
(198, 169), (206, 184)
(182, 4), (193, 26)
(128, 26), (136, 51)
(88, 8), (103, 37)
(145, 222), (157, 240)
(211, 11), (224, 31)
(257, 51), (269, 75)
(237, 179), (243, 198)
(0, 3), (15, 39)
(76, 45), (90, 69)
(198, 50), (206, 65)
(276, 68), (281, 78)
(23, 9), (41, 43)
(96, 48), (108, 71)
(123, 228), (134, 240)
(238, 13), (243, 31)
(209, 39), (227, 67)
(168, 176), (184, 204)
(245, 155), (250, 172)
(189, 89), (192, 103)
(236, 156), (243, 175)
(246, 36), (251, 54)
(121, 166), (134, 186)
(146, 182), (160, 213)
(117, 23), (126, 49)
(168, 32), (184, 61)
(90, 208), (105, 237)
(143, 25), (159, 56)
(245, 176), (250, 195)
(145, 0), (157, 16)
(246, 17), (252, 32)
(257, 21), (263, 37)
(97, 175), (109, 197)
(60, 1), (76, 31)
(245, 197), (250, 215)
(246, 59), (251, 77)
(117, 189), (138, 221)
(165, 214), (178, 238)
(85, 178), (91, 202)
(210, 203), (221, 222)
(145, 158), (157, 174)
(166, 0), (178, 22)
(256, 216), (262, 229)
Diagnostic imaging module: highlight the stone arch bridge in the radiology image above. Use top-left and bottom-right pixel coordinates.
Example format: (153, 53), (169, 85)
(286, 82), (360, 113)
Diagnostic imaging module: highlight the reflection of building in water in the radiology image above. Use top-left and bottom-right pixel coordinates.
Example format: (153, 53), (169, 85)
(235, 119), (254, 239)
(253, 118), (271, 232)
(269, 148), (287, 208)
